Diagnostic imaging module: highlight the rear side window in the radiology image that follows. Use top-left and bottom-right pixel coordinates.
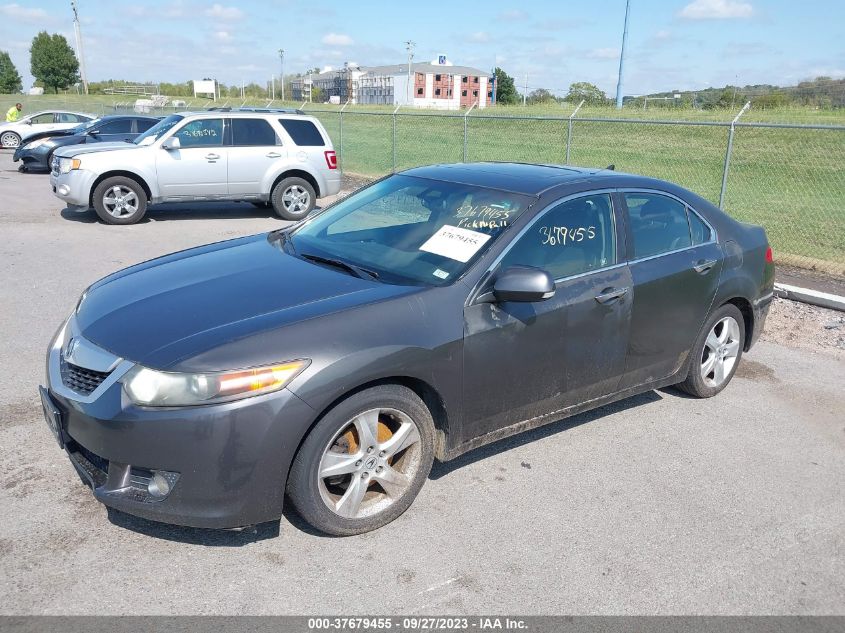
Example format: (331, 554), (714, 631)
(688, 210), (712, 245)
(56, 113), (84, 123)
(231, 118), (278, 146)
(625, 193), (692, 259)
(499, 193), (617, 279)
(279, 119), (325, 146)
(97, 119), (133, 134)
(174, 118), (223, 147)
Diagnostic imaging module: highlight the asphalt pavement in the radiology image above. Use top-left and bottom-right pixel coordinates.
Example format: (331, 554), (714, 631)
(0, 151), (843, 615)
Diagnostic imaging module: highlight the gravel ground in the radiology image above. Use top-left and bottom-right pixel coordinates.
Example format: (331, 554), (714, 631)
(762, 297), (845, 359)
(0, 152), (843, 616)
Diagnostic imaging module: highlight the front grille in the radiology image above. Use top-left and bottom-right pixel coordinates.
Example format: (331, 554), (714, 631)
(61, 360), (111, 395)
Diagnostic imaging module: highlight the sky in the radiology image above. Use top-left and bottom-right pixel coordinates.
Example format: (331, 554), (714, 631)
(1, 0), (843, 97)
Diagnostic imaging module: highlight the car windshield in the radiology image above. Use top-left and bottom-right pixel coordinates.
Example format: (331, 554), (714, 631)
(285, 174), (532, 286)
(69, 119), (100, 134)
(134, 114), (183, 145)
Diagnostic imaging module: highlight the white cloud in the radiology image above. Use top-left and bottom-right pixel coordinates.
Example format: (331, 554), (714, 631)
(655, 29), (671, 40)
(469, 31), (490, 43)
(214, 30), (233, 42)
(0, 3), (49, 20)
(321, 32), (353, 46)
(204, 4), (243, 20)
(587, 47), (620, 59)
(679, 0), (753, 20)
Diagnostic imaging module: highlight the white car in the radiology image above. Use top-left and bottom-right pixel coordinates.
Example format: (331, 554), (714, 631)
(50, 110), (342, 223)
(0, 110), (95, 148)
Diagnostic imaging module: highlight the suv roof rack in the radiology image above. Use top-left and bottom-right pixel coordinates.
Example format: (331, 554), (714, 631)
(206, 106), (304, 115)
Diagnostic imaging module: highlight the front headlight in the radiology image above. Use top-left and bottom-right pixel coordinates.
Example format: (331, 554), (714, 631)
(58, 157), (81, 173)
(24, 138), (49, 150)
(121, 360), (309, 407)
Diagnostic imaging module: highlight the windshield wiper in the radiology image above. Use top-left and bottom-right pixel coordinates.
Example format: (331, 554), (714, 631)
(299, 253), (379, 280)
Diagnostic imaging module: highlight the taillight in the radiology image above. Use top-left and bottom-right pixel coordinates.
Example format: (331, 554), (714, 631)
(765, 246), (773, 263)
(324, 150), (337, 169)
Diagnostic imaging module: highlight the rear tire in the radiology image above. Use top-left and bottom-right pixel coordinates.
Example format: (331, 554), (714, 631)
(92, 176), (147, 225)
(287, 384), (435, 536)
(271, 177), (316, 221)
(677, 303), (745, 398)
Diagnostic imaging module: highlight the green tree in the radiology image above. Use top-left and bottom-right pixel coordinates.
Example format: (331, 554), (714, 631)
(30, 31), (79, 94)
(527, 88), (556, 104)
(0, 51), (22, 93)
(565, 82), (607, 105)
(493, 67), (518, 105)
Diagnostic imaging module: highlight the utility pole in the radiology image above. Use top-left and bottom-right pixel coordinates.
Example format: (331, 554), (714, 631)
(405, 40), (415, 105)
(270, 75), (275, 100)
(615, 0), (631, 109)
(523, 72), (528, 106)
(70, 1), (88, 94)
(278, 49), (285, 102)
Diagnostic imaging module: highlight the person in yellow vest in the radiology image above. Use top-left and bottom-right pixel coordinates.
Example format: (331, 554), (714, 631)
(5, 103), (22, 122)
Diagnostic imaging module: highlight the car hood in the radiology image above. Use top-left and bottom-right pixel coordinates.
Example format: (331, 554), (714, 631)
(54, 142), (137, 157)
(19, 129), (74, 144)
(75, 233), (420, 370)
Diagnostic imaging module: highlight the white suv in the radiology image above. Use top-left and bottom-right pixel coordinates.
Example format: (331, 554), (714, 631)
(50, 110), (341, 224)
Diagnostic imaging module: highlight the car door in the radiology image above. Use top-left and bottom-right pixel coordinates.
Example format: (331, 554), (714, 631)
(617, 190), (723, 390)
(89, 118), (134, 143)
(26, 112), (58, 134)
(461, 192), (632, 442)
(156, 117), (228, 198)
(226, 118), (285, 196)
(54, 112), (87, 132)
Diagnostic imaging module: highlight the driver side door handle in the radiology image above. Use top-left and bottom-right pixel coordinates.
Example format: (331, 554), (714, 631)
(595, 287), (629, 304)
(693, 259), (717, 274)
(205, 153), (220, 162)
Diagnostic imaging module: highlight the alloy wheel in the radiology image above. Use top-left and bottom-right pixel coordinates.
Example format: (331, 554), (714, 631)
(317, 408), (423, 519)
(102, 185), (139, 218)
(282, 185), (310, 215)
(1, 132), (20, 148)
(700, 316), (741, 388)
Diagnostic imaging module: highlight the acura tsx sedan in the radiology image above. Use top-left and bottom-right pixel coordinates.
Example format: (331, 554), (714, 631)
(40, 162), (774, 535)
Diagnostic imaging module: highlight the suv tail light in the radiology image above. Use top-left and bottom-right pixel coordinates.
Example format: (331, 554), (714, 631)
(324, 150), (337, 170)
(765, 246), (773, 263)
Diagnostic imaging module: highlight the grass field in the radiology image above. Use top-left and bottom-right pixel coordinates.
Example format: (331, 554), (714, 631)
(4, 94), (843, 271)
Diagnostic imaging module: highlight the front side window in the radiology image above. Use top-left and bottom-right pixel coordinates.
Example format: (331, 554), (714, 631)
(287, 175), (531, 286)
(625, 192), (692, 259)
(498, 194), (617, 280)
(30, 113), (54, 124)
(136, 118), (157, 132)
(174, 118), (223, 148)
(231, 118), (277, 146)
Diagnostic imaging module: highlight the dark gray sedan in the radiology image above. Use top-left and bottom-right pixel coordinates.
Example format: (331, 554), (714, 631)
(40, 163), (774, 535)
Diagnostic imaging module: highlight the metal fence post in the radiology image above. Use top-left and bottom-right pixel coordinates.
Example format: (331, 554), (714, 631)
(392, 105), (401, 172)
(719, 101), (751, 209)
(339, 100), (349, 175)
(565, 99), (585, 165)
(463, 101), (477, 163)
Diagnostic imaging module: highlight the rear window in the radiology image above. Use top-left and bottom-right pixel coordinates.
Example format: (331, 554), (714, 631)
(231, 118), (278, 146)
(279, 119), (325, 146)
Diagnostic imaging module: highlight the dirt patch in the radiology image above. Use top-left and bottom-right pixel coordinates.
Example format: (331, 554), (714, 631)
(777, 264), (845, 296)
(735, 359), (778, 382)
(0, 400), (39, 431)
(261, 551), (286, 566)
(761, 297), (845, 359)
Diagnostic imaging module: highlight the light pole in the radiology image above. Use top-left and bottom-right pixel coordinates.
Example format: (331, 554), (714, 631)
(71, 0), (88, 94)
(278, 49), (285, 102)
(615, 0), (631, 109)
(405, 40), (415, 105)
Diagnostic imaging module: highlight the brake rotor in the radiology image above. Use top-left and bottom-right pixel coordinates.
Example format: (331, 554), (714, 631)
(342, 416), (394, 455)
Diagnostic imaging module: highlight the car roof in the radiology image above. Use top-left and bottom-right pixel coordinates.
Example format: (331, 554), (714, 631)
(400, 162), (690, 198)
(96, 114), (160, 121)
(25, 110), (92, 117)
(177, 110), (308, 118)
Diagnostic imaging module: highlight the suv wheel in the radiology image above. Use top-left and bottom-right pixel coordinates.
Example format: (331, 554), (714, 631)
(1, 131), (21, 148)
(287, 384), (436, 536)
(271, 177), (316, 221)
(92, 176), (147, 225)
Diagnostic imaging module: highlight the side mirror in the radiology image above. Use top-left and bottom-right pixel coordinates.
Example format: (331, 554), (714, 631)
(161, 136), (181, 150)
(491, 266), (556, 303)
(87, 129), (99, 136)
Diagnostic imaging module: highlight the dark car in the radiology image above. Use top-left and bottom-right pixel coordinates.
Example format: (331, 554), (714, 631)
(39, 163), (774, 536)
(13, 115), (160, 172)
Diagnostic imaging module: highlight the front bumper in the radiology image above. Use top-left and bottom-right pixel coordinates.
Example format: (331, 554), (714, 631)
(50, 167), (97, 209)
(13, 144), (51, 169)
(42, 322), (316, 529)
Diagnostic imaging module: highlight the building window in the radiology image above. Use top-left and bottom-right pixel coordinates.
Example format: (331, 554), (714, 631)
(473, 90), (478, 97)
(417, 87), (423, 95)
(448, 89), (452, 96)
(461, 90), (467, 97)
(435, 88), (441, 96)
(462, 76), (468, 83)
(435, 74), (441, 81)
(474, 76), (479, 83)
(488, 91), (493, 98)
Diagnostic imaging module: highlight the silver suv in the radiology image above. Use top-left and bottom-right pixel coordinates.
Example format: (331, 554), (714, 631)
(50, 111), (341, 224)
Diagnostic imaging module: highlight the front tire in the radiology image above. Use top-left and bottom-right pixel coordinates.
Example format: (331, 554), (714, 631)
(1, 131), (21, 148)
(287, 384), (436, 536)
(92, 176), (147, 225)
(677, 303), (745, 398)
(271, 177), (316, 221)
